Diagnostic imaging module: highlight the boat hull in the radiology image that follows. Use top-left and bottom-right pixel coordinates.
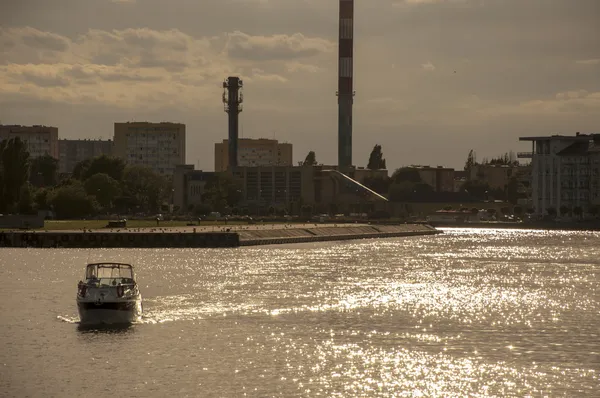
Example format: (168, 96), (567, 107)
(77, 298), (142, 325)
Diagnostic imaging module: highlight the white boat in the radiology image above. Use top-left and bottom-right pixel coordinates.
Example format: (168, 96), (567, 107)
(76, 262), (143, 325)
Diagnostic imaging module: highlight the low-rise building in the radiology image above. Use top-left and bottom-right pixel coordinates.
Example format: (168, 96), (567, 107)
(468, 164), (520, 190)
(174, 165), (389, 215)
(0, 125), (59, 158)
(412, 166), (455, 192)
(173, 165), (215, 212)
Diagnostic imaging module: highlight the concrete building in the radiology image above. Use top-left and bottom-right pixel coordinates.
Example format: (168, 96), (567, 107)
(353, 167), (388, 183)
(113, 122), (185, 176)
(58, 139), (113, 174)
(174, 165), (389, 216)
(214, 138), (293, 172)
(519, 133), (600, 216)
(173, 165), (215, 212)
(0, 125), (59, 159)
(412, 166), (455, 192)
(468, 164), (521, 190)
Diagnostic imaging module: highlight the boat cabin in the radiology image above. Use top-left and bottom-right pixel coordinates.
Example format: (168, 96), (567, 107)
(85, 263), (135, 286)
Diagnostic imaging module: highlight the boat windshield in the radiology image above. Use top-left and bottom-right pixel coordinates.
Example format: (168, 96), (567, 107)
(86, 263), (134, 282)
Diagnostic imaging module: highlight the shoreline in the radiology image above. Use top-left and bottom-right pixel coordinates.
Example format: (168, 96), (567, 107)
(428, 221), (600, 231)
(0, 223), (442, 248)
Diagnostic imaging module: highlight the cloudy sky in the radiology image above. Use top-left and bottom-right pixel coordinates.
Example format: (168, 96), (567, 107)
(1, 0), (599, 171)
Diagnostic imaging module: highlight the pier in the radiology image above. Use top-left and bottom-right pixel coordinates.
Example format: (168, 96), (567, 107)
(0, 223), (441, 248)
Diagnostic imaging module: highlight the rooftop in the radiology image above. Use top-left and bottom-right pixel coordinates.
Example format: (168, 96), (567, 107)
(519, 133), (598, 141)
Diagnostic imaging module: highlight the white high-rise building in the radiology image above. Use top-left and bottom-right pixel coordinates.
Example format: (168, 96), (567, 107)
(520, 133), (600, 216)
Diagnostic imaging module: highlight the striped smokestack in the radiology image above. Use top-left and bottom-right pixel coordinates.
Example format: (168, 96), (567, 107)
(337, 0), (354, 170)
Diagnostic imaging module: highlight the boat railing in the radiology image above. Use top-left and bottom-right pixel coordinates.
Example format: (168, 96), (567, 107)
(83, 277), (137, 287)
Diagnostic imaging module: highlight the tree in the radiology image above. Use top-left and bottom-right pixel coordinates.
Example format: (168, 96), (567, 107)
(193, 203), (212, 216)
(559, 205), (569, 217)
(122, 165), (169, 213)
(77, 155), (126, 181)
(573, 206), (583, 219)
(34, 188), (51, 211)
(547, 207), (557, 217)
(49, 182), (98, 219)
(388, 181), (416, 202)
(84, 173), (122, 210)
(589, 205), (599, 218)
(506, 176), (520, 204)
(464, 149), (476, 171)
(460, 180), (491, 201)
(0, 137), (30, 213)
(201, 173), (243, 213)
(362, 176), (390, 195)
(391, 167), (422, 184)
(367, 144), (386, 170)
(303, 151), (317, 166)
(29, 155), (58, 187)
(72, 158), (92, 180)
(18, 183), (35, 214)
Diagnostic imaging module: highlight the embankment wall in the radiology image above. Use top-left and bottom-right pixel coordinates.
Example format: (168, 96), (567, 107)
(0, 224), (441, 248)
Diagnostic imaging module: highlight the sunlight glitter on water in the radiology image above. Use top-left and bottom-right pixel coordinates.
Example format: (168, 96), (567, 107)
(3, 229), (600, 397)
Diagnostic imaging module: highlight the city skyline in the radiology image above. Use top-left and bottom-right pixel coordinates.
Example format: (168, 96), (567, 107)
(1, 0), (599, 172)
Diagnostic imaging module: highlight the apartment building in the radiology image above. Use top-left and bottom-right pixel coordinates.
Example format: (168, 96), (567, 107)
(214, 138), (292, 172)
(58, 139), (113, 174)
(519, 133), (600, 215)
(0, 125), (59, 159)
(113, 122), (185, 176)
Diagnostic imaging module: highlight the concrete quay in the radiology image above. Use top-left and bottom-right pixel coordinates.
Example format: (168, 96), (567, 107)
(0, 223), (441, 248)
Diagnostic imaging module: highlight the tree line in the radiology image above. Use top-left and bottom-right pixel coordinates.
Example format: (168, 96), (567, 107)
(0, 137), (172, 219)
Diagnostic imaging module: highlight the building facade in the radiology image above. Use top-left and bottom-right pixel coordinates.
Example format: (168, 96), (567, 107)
(214, 138), (292, 172)
(412, 166), (455, 192)
(173, 165), (215, 211)
(114, 122), (186, 176)
(0, 125), (59, 159)
(174, 165), (389, 216)
(468, 164), (521, 190)
(58, 139), (113, 174)
(519, 133), (600, 216)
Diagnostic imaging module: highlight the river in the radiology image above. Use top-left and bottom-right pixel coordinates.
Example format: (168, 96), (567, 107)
(1, 228), (598, 397)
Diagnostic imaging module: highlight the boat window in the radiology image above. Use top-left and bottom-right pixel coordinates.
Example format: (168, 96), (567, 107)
(86, 264), (134, 280)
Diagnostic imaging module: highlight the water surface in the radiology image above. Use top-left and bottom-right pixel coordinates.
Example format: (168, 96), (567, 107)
(1, 228), (598, 397)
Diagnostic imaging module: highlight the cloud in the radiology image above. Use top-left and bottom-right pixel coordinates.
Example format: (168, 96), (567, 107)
(226, 31), (334, 61)
(7, 64), (71, 87)
(421, 62), (436, 71)
(0, 26), (331, 110)
(576, 59), (600, 65)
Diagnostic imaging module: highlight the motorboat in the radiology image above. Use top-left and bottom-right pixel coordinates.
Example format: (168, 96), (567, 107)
(76, 262), (143, 325)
